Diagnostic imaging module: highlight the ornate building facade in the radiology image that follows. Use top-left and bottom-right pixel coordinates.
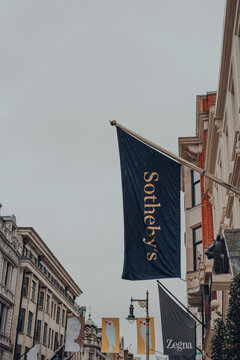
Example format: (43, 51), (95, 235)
(179, 1), (240, 358)
(13, 227), (84, 360)
(0, 209), (21, 360)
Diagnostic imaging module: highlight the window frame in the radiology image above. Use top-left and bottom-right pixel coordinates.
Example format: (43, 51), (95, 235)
(191, 170), (201, 207)
(36, 319), (42, 342)
(193, 225), (202, 271)
(43, 322), (48, 345)
(27, 311), (33, 337)
(22, 277), (29, 298)
(30, 280), (36, 302)
(18, 308), (26, 333)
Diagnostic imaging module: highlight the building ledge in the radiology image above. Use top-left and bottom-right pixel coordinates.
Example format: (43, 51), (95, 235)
(187, 264), (205, 306)
(211, 273), (232, 291)
(0, 333), (12, 351)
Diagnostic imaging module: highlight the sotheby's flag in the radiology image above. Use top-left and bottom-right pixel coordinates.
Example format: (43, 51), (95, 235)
(158, 284), (196, 357)
(117, 127), (181, 280)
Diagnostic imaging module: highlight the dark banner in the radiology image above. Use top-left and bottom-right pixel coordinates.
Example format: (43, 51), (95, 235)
(158, 284), (196, 357)
(117, 127), (181, 280)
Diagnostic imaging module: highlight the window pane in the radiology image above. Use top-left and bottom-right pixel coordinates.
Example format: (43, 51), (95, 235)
(39, 291), (44, 308)
(193, 226), (202, 271)
(56, 307), (60, 324)
(27, 312), (33, 336)
(193, 171), (200, 183)
(195, 242), (202, 266)
(36, 320), (42, 341)
(54, 332), (58, 351)
(194, 227), (202, 244)
(43, 323), (48, 345)
(30, 281), (36, 302)
(18, 308), (25, 333)
(23, 277), (29, 298)
(45, 295), (50, 313)
(193, 182), (201, 206)
(62, 309), (65, 326)
(192, 171), (201, 207)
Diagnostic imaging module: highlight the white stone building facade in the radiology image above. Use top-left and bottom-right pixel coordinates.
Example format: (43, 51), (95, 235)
(13, 227), (84, 360)
(0, 211), (21, 360)
(179, 1), (240, 358)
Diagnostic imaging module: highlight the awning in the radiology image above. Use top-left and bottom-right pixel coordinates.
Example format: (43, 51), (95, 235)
(223, 229), (240, 277)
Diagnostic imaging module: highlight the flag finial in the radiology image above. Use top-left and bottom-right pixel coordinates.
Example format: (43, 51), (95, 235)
(109, 120), (117, 126)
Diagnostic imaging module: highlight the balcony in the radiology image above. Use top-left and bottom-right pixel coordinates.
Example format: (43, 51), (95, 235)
(0, 284), (14, 305)
(211, 273), (232, 291)
(22, 250), (81, 312)
(0, 333), (12, 351)
(187, 262), (205, 307)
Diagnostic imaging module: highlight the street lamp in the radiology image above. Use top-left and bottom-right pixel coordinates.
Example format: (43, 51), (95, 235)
(126, 291), (150, 360)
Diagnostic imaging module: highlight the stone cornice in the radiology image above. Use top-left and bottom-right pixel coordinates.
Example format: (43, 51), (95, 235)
(215, 0), (238, 119)
(20, 259), (80, 315)
(18, 227), (82, 296)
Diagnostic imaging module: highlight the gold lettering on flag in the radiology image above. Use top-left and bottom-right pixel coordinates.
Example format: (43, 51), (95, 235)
(143, 172), (161, 261)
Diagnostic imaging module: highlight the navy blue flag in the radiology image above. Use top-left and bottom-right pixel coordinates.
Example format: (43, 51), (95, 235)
(158, 284), (196, 357)
(117, 127), (181, 280)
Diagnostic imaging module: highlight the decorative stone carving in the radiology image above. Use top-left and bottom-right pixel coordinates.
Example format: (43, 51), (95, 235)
(214, 118), (223, 136)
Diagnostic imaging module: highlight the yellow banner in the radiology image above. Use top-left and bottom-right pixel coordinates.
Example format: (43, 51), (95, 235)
(101, 318), (120, 353)
(137, 317), (155, 354)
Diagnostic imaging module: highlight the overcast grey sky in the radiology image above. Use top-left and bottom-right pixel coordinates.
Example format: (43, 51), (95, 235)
(0, 0), (225, 355)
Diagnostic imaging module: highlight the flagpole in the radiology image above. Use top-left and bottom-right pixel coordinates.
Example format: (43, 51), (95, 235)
(110, 120), (240, 196)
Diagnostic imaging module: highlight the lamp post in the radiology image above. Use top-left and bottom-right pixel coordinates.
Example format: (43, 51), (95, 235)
(126, 291), (150, 360)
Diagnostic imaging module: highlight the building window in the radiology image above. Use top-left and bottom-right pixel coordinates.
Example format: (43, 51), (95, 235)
(60, 334), (63, 346)
(62, 309), (65, 326)
(56, 306), (60, 324)
(24, 347), (29, 360)
(53, 303), (56, 320)
(0, 303), (8, 332)
(18, 308), (25, 333)
(43, 322), (48, 345)
(48, 328), (51, 349)
(36, 320), (42, 342)
(38, 291), (44, 309)
(2, 261), (13, 288)
(45, 294), (50, 313)
(30, 280), (36, 302)
(22, 277), (29, 298)
(193, 226), (202, 271)
(16, 345), (22, 360)
(51, 301), (54, 318)
(191, 171), (201, 207)
(89, 353), (94, 360)
(27, 311), (33, 336)
(0, 350), (3, 360)
(51, 330), (54, 350)
(54, 332), (58, 351)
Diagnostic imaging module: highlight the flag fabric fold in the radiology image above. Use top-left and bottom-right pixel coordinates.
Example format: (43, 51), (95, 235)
(158, 284), (196, 357)
(117, 127), (181, 280)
